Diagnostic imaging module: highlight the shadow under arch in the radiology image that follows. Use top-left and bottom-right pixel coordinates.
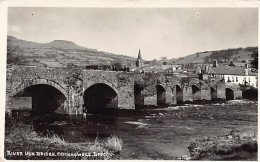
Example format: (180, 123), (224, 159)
(191, 84), (201, 100)
(10, 81), (67, 115)
(157, 84), (166, 106)
(176, 84), (183, 104)
(211, 87), (217, 100)
(226, 88), (234, 100)
(83, 83), (118, 114)
(134, 84), (144, 108)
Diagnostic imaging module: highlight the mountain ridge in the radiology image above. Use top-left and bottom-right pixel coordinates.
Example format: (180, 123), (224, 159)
(7, 36), (137, 67)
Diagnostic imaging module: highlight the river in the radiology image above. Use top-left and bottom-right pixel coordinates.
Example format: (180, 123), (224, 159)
(16, 99), (257, 160)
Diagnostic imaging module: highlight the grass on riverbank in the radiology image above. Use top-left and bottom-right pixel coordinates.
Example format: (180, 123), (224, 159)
(5, 122), (123, 160)
(187, 131), (257, 160)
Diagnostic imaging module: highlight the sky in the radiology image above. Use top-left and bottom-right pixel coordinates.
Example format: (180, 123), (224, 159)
(8, 7), (258, 60)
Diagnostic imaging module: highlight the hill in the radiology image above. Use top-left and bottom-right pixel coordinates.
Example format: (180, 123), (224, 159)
(7, 36), (136, 67)
(172, 47), (258, 65)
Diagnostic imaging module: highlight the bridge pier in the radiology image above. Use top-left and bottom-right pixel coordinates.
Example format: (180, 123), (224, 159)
(165, 87), (176, 105)
(171, 86), (177, 105)
(143, 83), (157, 106)
(217, 85), (226, 100)
(233, 89), (243, 99)
(182, 83), (193, 102)
(201, 85), (211, 100)
(118, 73), (135, 109)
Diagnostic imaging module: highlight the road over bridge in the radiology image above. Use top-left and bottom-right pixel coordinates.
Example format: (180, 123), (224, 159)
(6, 67), (243, 115)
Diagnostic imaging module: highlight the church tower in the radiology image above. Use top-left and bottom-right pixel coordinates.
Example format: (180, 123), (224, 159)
(136, 49), (144, 67)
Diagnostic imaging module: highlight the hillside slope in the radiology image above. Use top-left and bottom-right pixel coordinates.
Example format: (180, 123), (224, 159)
(172, 47), (257, 64)
(7, 36), (136, 67)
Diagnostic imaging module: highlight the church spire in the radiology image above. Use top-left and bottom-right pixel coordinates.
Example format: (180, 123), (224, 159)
(138, 49), (142, 59)
(136, 49), (144, 67)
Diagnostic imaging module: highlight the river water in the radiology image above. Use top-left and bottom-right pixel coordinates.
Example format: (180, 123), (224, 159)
(26, 100), (257, 160)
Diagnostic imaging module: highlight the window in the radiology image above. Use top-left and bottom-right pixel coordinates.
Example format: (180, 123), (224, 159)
(232, 76), (234, 82)
(236, 77), (238, 82)
(249, 77), (250, 83)
(227, 77), (231, 82)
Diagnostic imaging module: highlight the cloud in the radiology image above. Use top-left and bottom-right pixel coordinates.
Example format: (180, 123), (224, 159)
(8, 25), (20, 33)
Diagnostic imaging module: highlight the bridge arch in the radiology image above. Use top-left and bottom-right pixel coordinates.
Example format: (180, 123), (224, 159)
(9, 78), (68, 115)
(84, 80), (118, 95)
(134, 84), (144, 108)
(10, 78), (68, 99)
(210, 87), (217, 100)
(157, 84), (166, 106)
(83, 83), (118, 114)
(242, 88), (258, 100)
(175, 84), (183, 104)
(191, 84), (201, 100)
(225, 88), (234, 100)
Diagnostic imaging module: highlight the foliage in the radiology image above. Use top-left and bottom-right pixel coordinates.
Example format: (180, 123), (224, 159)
(204, 47), (244, 63)
(160, 56), (168, 62)
(204, 56), (210, 63)
(244, 47), (258, 52)
(105, 135), (123, 152)
(250, 50), (258, 69)
(111, 62), (122, 71)
(183, 63), (194, 69)
(188, 131), (257, 160)
(149, 59), (158, 66)
(7, 40), (27, 65)
(5, 122), (122, 160)
(64, 69), (83, 92)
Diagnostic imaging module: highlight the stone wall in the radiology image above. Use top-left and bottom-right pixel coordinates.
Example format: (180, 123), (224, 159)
(117, 72), (135, 109)
(201, 84), (211, 100)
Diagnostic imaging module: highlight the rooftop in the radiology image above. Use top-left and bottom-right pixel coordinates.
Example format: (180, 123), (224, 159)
(209, 66), (256, 76)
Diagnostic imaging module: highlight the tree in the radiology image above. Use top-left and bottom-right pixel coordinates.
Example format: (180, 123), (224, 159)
(160, 56), (168, 62)
(149, 59), (158, 66)
(204, 56), (210, 63)
(7, 40), (27, 65)
(112, 62), (122, 71)
(251, 50), (258, 69)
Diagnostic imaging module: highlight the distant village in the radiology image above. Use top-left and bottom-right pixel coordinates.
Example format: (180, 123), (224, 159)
(132, 49), (258, 88)
(83, 49), (258, 89)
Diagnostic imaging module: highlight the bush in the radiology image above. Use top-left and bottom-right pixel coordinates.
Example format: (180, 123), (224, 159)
(106, 135), (123, 152)
(188, 131), (257, 160)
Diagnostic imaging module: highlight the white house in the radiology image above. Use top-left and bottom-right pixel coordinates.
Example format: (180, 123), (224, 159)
(205, 66), (257, 87)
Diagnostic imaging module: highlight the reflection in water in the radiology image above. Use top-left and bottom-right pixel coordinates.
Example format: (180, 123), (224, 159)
(28, 100), (257, 159)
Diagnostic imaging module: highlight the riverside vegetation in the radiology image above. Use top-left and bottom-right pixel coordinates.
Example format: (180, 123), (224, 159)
(5, 116), (123, 160)
(181, 131), (257, 160)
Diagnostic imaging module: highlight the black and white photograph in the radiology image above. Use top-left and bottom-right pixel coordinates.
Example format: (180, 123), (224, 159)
(1, 1), (258, 160)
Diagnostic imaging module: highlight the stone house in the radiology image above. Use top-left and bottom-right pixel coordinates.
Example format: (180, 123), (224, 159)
(204, 66), (257, 87)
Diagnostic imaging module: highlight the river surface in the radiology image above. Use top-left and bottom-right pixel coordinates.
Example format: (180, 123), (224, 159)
(24, 100), (257, 160)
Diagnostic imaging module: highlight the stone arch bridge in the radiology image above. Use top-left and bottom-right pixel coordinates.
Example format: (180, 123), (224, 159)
(6, 67), (242, 115)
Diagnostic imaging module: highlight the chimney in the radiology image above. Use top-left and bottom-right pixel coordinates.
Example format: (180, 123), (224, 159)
(245, 68), (248, 76)
(213, 60), (218, 67)
(245, 60), (249, 69)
